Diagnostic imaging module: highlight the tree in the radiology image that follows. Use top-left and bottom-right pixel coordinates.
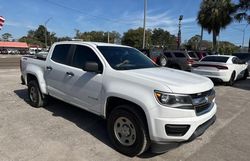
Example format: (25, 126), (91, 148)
(74, 30), (121, 43)
(187, 35), (201, 50)
(218, 41), (239, 54)
(34, 25), (47, 44)
(197, 0), (235, 51)
(57, 36), (72, 41)
(19, 25), (57, 47)
(122, 27), (152, 49)
(104, 31), (121, 44)
(2, 33), (12, 41)
(234, 0), (250, 23)
(151, 28), (176, 49)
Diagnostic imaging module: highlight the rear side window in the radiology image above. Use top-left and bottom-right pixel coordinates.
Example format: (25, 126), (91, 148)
(173, 52), (185, 58)
(188, 52), (197, 58)
(201, 56), (229, 63)
(72, 45), (103, 70)
(164, 52), (172, 58)
(51, 44), (71, 64)
(151, 51), (161, 58)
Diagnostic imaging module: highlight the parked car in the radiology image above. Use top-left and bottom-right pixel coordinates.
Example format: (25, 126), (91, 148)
(232, 52), (250, 71)
(19, 49), (29, 55)
(35, 51), (48, 60)
(0, 49), (8, 54)
(20, 42), (216, 156)
(191, 55), (249, 85)
(195, 51), (209, 60)
(140, 48), (168, 67)
(163, 50), (199, 71)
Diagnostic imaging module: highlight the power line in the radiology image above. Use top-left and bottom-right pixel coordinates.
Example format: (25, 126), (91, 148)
(44, 0), (140, 26)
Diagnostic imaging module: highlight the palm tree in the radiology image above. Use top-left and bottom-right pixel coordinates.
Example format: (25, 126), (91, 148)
(234, 0), (250, 24)
(197, 0), (235, 51)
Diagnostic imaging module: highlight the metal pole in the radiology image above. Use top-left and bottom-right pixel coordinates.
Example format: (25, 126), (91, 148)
(108, 31), (110, 43)
(142, 0), (147, 49)
(44, 28), (47, 48)
(44, 17), (52, 48)
(177, 15), (183, 50)
(248, 38), (250, 53)
(242, 24), (249, 48)
(199, 27), (203, 50)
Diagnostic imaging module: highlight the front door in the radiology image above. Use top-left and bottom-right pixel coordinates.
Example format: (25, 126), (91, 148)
(65, 44), (104, 113)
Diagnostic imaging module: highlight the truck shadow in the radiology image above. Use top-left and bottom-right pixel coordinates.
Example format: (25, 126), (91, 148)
(14, 89), (112, 150)
(13, 88), (164, 158)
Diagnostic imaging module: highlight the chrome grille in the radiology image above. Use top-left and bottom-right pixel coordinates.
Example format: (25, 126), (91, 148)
(191, 89), (215, 116)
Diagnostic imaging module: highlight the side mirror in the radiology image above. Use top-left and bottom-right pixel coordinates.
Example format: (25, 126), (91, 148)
(83, 62), (101, 74)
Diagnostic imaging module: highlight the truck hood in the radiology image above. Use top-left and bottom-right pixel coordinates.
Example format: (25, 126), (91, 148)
(126, 67), (214, 94)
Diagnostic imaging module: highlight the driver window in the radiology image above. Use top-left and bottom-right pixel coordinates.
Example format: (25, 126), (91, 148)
(72, 45), (103, 71)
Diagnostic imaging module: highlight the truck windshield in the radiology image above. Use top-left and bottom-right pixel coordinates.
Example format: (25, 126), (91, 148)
(97, 46), (157, 70)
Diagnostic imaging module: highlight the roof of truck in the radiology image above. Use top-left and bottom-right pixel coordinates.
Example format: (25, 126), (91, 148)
(55, 41), (129, 48)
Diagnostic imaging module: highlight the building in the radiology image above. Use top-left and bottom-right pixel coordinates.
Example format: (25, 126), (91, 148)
(0, 41), (29, 54)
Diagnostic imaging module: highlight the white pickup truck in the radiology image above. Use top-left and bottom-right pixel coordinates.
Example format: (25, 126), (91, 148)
(20, 41), (217, 156)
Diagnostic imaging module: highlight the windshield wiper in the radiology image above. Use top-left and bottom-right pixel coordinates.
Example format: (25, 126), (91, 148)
(115, 60), (130, 68)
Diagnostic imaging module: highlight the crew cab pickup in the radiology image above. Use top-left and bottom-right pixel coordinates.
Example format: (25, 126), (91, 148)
(20, 41), (217, 156)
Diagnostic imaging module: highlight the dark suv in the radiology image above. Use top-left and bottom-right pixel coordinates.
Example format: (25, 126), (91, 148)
(163, 50), (199, 71)
(140, 48), (168, 67)
(232, 52), (250, 71)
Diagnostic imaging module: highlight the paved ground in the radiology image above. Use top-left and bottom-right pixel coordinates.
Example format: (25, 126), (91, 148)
(0, 55), (21, 69)
(0, 68), (250, 161)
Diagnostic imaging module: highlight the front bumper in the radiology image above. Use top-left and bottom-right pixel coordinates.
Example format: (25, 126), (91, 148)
(149, 102), (217, 142)
(150, 115), (216, 153)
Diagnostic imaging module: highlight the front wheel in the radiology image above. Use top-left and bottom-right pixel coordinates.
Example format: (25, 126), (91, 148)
(158, 56), (168, 67)
(107, 105), (150, 157)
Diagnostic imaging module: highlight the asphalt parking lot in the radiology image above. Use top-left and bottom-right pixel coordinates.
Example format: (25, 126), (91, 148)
(0, 67), (250, 161)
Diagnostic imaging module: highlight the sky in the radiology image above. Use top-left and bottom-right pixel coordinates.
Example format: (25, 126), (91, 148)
(0, 0), (249, 46)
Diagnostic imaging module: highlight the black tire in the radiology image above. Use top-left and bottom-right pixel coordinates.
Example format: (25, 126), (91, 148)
(107, 105), (150, 157)
(158, 56), (168, 67)
(243, 69), (249, 80)
(171, 64), (181, 70)
(226, 71), (235, 86)
(28, 80), (47, 107)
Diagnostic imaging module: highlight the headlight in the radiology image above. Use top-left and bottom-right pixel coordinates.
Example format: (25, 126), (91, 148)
(154, 90), (193, 109)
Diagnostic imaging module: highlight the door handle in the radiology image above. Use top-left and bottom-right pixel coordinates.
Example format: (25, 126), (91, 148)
(66, 72), (74, 77)
(46, 66), (53, 71)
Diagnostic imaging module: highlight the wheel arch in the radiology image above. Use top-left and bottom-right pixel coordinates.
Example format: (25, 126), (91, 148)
(105, 96), (149, 131)
(26, 72), (47, 94)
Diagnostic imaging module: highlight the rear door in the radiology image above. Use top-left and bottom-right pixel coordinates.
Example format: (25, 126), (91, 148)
(65, 44), (104, 113)
(172, 52), (187, 69)
(45, 44), (73, 101)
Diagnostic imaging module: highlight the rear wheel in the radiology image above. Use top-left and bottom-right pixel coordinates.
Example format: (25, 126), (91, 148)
(159, 56), (167, 67)
(28, 80), (47, 107)
(243, 69), (249, 80)
(171, 64), (181, 70)
(226, 72), (235, 86)
(107, 105), (150, 157)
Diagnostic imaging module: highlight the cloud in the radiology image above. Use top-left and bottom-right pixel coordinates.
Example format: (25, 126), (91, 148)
(118, 10), (197, 34)
(5, 20), (36, 29)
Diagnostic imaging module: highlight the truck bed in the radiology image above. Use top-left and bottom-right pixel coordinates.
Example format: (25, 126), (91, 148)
(20, 55), (46, 79)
